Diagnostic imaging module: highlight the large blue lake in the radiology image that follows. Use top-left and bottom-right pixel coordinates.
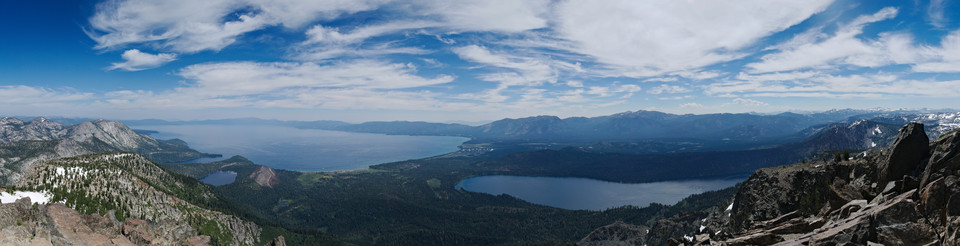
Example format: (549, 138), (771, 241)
(133, 125), (468, 171)
(456, 175), (745, 211)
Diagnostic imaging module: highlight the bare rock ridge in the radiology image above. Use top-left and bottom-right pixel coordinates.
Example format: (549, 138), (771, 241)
(579, 122), (960, 245)
(0, 196), (142, 245)
(250, 165), (280, 188)
(0, 117), (66, 143)
(579, 221), (649, 246)
(921, 128), (960, 189)
(264, 235), (287, 246)
(66, 119), (159, 152)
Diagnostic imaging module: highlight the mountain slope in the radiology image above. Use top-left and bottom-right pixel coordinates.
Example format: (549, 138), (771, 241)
(0, 117), (66, 143)
(12, 153), (261, 245)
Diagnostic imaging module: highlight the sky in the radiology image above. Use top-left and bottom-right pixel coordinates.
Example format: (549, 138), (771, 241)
(1, 0), (960, 122)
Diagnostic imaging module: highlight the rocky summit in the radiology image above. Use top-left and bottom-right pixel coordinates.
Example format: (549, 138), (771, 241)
(580, 122), (960, 245)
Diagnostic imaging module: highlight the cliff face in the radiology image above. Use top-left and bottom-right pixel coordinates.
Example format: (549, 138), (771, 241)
(11, 153), (261, 245)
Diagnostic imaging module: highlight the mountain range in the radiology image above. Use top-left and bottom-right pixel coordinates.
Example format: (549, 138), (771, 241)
(2, 110), (960, 245)
(0, 117), (218, 185)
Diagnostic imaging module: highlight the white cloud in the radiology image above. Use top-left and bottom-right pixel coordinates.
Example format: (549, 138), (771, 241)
(455, 87), (510, 103)
(454, 45), (559, 87)
(744, 6), (960, 75)
(731, 98), (768, 106)
(178, 60), (453, 94)
(671, 71), (723, 80)
(251, 0), (390, 28)
(555, 0), (833, 75)
(644, 77), (679, 83)
(556, 89), (587, 103)
(87, 0), (386, 53)
(565, 80), (584, 88)
(913, 30), (960, 72)
(735, 71), (818, 81)
(302, 21), (439, 46)
(415, 0), (551, 33)
(658, 95), (692, 101)
(928, 0), (948, 28)
(76, 0), (960, 119)
(0, 86), (93, 104)
(100, 60), (457, 111)
(647, 85), (689, 95)
(296, 43), (432, 61)
(253, 88), (474, 111)
(706, 72), (960, 98)
(579, 84), (642, 98)
(746, 7), (919, 73)
(585, 86), (614, 97)
(109, 49), (177, 71)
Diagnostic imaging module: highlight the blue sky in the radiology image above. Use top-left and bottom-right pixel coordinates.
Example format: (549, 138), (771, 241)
(2, 0), (960, 122)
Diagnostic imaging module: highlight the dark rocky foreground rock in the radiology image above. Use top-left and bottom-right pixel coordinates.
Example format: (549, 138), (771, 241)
(580, 122), (960, 245)
(0, 196), (215, 245)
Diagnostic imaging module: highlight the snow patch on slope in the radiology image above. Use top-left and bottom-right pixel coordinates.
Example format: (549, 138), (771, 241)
(0, 191), (51, 204)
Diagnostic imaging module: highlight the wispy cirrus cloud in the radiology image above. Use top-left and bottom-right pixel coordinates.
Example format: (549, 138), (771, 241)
(0, 86), (93, 104)
(746, 7), (912, 73)
(647, 85), (690, 95)
(927, 0), (948, 28)
(554, 0), (833, 75)
(103, 60), (456, 110)
(87, 0), (387, 52)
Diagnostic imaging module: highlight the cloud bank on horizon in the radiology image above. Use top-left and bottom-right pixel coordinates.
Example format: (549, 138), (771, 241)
(2, 0), (960, 121)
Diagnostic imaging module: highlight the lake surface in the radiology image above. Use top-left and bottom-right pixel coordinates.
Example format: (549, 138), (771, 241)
(199, 171), (237, 186)
(133, 125), (468, 171)
(455, 175), (745, 211)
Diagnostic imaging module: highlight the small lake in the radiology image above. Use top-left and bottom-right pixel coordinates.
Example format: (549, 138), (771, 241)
(456, 175), (745, 211)
(132, 125), (468, 171)
(200, 171), (237, 186)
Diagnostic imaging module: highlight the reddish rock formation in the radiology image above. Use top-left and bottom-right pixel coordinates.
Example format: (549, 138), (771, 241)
(250, 165), (280, 188)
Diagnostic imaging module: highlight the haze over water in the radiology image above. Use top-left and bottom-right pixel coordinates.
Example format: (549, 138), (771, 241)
(135, 124), (468, 171)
